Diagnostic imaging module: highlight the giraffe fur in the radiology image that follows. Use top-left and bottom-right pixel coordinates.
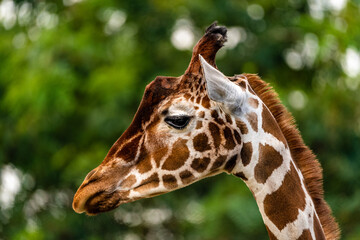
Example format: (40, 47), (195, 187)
(72, 22), (340, 240)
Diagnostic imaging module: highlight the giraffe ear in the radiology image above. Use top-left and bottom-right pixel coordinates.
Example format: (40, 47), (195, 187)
(199, 55), (247, 115)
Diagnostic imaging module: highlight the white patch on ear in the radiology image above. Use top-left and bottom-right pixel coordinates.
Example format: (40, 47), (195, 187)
(199, 55), (247, 116)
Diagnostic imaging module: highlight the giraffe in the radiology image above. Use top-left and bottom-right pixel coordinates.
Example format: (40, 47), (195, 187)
(72, 23), (340, 240)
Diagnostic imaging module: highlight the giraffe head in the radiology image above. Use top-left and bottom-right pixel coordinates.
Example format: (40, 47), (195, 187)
(73, 23), (251, 215)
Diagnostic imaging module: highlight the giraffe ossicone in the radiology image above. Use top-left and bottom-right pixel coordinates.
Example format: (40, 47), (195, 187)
(73, 23), (340, 240)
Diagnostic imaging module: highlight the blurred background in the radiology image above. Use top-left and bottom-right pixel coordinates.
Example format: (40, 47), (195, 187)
(0, 0), (359, 239)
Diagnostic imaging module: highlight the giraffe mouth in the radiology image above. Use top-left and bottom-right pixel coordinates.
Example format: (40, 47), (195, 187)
(73, 187), (133, 215)
(72, 163), (134, 215)
(84, 190), (132, 215)
(72, 172), (132, 215)
(73, 180), (167, 215)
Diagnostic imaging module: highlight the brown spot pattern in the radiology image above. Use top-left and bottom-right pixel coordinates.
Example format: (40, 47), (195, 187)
(225, 114), (233, 124)
(162, 139), (189, 170)
(196, 121), (203, 129)
(236, 120), (248, 134)
(152, 146), (169, 168)
(262, 106), (287, 145)
(136, 144), (152, 174)
(193, 133), (211, 152)
(233, 130), (241, 145)
(211, 110), (225, 125)
(121, 175), (137, 188)
(179, 170), (195, 184)
(254, 144), (283, 184)
(211, 155), (226, 170)
(191, 157), (211, 172)
(199, 111), (205, 118)
(223, 126), (236, 150)
(234, 171), (248, 181)
(247, 112), (258, 132)
(196, 97), (201, 104)
(263, 163), (306, 230)
(163, 174), (178, 189)
(115, 135), (142, 162)
(209, 122), (221, 149)
(241, 142), (253, 166)
(225, 154), (238, 172)
(136, 159), (153, 174)
(135, 173), (159, 192)
(201, 96), (211, 108)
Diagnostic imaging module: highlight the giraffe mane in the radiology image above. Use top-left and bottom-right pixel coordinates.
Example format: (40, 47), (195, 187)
(244, 74), (340, 240)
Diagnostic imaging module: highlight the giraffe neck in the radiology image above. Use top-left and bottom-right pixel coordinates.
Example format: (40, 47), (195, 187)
(235, 146), (325, 239)
(228, 88), (326, 239)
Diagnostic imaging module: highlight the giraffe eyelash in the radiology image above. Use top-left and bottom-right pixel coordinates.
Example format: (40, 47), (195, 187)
(164, 115), (192, 129)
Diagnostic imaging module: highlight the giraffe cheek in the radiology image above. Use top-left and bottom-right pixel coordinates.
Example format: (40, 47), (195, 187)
(137, 130), (169, 171)
(146, 132), (163, 150)
(133, 173), (160, 193)
(208, 122), (221, 149)
(146, 119), (169, 147)
(135, 144), (152, 174)
(115, 135), (142, 162)
(136, 159), (153, 174)
(192, 133), (211, 152)
(223, 126), (236, 150)
(162, 139), (189, 170)
(121, 175), (137, 189)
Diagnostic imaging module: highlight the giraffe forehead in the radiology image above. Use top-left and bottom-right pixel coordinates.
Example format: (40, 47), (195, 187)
(159, 90), (210, 114)
(166, 100), (197, 115)
(138, 79), (178, 119)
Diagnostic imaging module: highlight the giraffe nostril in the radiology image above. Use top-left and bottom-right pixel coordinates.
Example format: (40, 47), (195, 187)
(85, 169), (97, 181)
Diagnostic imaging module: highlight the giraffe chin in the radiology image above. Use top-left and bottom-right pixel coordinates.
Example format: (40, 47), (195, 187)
(81, 190), (133, 215)
(72, 169), (170, 215)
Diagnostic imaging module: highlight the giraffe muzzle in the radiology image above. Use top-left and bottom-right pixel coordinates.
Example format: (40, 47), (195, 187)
(72, 164), (133, 215)
(73, 178), (132, 215)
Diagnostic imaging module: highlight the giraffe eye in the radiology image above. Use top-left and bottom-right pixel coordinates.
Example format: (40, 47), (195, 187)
(165, 116), (191, 129)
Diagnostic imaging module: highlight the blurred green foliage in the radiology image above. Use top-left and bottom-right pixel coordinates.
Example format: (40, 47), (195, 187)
(1, 0), (360, 239)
